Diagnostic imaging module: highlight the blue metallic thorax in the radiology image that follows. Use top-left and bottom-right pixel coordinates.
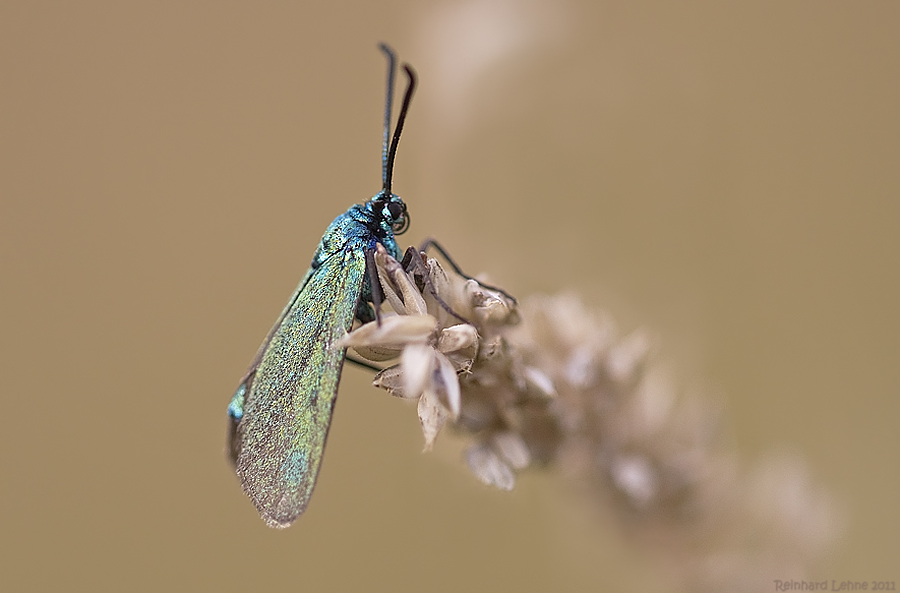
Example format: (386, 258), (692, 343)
(312, 195), (403, 270)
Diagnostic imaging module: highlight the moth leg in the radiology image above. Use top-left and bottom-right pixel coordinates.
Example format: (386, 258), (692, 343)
(417, 238), (518, 304)
(355, 246), (385, 326)
(401, 246), (469, 325)
(345, 353), (385, 373)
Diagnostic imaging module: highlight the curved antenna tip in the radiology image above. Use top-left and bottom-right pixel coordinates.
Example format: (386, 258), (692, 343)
(378, 42), (396, 59)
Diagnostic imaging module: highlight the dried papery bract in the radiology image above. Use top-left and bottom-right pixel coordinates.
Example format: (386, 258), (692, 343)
(342, 245), (836, 592)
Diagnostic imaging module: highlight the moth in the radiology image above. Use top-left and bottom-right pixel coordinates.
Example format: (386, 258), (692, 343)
(227, 44), (416, 528)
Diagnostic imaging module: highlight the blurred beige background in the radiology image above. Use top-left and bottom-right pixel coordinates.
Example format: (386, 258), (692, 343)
(2, 1), (898, 591)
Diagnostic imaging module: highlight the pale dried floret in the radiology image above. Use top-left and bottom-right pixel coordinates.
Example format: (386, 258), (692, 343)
(490, 431), (531, 470)
(522, 366), (556, 398)
(400, 343), (434, 400)
(606, 329), (653, 384)
(466, 442), (515, 491)
(418, 388), (447, 451)
(340, 313), (436, 356)
(610, 453), (657, 507)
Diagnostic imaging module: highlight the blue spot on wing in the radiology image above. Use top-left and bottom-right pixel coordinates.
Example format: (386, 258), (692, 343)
(282, 448), (310, 484)
(228, 384), (246, 420)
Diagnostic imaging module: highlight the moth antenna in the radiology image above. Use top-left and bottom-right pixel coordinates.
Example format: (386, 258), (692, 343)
(378, 43), (396, 191)
(383, 64), (417, 197)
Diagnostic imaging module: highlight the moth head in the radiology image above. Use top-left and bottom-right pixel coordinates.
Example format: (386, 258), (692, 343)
(372, 193), (410, 235)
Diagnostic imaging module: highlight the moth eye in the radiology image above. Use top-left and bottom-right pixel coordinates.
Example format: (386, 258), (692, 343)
(393, 211), (410, 235)
(387, 201), (404, 220)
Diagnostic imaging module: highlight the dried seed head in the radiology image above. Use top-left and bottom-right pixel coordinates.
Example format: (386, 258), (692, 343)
(343, 247), (835, 591)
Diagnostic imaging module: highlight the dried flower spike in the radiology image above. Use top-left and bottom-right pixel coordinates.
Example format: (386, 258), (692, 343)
(342, 245), (835, 592)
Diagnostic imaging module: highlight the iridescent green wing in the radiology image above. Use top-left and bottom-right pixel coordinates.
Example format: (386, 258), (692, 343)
(232, 242), (367, 528)
(227, 265), (314, 464)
